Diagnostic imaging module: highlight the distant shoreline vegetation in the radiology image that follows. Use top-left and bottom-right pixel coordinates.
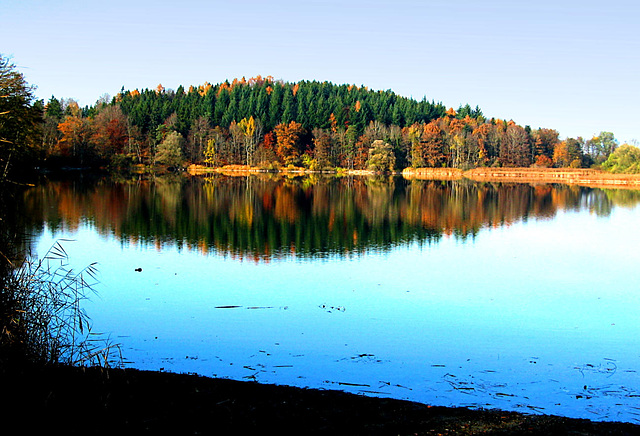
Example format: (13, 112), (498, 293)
(40, 78), (626, 174)
(2, 54), (640, 182)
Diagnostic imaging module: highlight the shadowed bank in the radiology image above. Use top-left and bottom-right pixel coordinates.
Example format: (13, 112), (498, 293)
(2, 365), (639, 435)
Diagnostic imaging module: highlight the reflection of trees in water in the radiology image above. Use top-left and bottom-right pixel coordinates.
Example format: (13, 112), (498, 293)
(153, 176), (183, 225)
(20, 175), (636, 259)
(602, 189), (640, 211)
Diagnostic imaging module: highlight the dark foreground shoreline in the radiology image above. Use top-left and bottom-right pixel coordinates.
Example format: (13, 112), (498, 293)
(2, 365), (638, 435)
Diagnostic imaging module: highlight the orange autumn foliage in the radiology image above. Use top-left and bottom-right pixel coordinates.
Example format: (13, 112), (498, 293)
(274, 121), (305, 165)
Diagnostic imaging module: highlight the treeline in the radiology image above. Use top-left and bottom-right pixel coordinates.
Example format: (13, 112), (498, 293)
(2, 51), (629, 177)
(38, 76), (621, 172)
(40, 77), (447, 170)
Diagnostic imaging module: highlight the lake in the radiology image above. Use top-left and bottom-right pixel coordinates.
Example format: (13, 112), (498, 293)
(21, 174), (640, 423)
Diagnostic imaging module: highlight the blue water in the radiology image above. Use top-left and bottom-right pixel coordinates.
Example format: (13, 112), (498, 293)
(33, 186), (640, 424)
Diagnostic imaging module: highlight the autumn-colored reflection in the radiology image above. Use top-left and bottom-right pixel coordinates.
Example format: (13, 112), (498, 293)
(21, 175), (639, 260)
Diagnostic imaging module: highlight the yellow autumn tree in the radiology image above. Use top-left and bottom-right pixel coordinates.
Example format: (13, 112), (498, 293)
(204, 138), (216, 167)
(238, 116), (257, 165)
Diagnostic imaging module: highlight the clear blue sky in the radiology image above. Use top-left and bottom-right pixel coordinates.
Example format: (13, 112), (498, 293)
(2, 0), (638, 142)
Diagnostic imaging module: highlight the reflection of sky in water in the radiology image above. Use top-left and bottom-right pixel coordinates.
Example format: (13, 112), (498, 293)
(36, 205), (640, 423)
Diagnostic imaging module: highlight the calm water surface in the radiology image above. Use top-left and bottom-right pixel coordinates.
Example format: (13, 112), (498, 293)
(23, 175), (640, 423)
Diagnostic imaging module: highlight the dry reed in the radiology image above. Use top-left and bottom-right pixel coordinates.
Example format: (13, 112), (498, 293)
(1, 239), (121, 368)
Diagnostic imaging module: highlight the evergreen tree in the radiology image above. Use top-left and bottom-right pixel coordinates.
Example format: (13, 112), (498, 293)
(267, 84), (283, 130)
(281, 87), (296, 124)
(254, 85), (269, 127)
(214, 88), (230, 127)
(222, 93), (239, 126)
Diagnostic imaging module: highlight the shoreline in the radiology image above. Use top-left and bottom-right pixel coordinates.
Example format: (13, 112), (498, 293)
(184, 165), (640, 189)
(3, 364), (638, 435)
(405, 167), (640, 189)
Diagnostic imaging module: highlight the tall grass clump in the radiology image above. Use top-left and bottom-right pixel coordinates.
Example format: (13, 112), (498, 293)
(0, 239), (121, 369)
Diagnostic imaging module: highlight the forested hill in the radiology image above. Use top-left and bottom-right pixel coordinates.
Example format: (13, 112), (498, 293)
(39, 75), (614, 172)
(119, 78), (455, 136)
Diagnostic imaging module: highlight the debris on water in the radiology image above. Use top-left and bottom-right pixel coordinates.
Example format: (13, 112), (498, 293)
(379, 381), (412, 390)
(359, 390), (386, 395)
(320, 304), (346, 312)
(247, 306), (274, 309)
(575, 360), (618, 377)
(215, 305), (242, 309)
(339, 353), (384, 364)
(336, 381), (371, 387)
(444, 374), (475, 392)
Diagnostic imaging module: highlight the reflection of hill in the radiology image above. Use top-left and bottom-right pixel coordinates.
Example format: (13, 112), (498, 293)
(21, 175), (634, 260)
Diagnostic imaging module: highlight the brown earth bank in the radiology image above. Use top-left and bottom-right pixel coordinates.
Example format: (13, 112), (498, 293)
(2, 365), (638, 436)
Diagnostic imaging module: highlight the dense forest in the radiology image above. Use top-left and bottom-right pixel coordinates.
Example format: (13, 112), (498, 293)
(1, 54), (636, 179)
